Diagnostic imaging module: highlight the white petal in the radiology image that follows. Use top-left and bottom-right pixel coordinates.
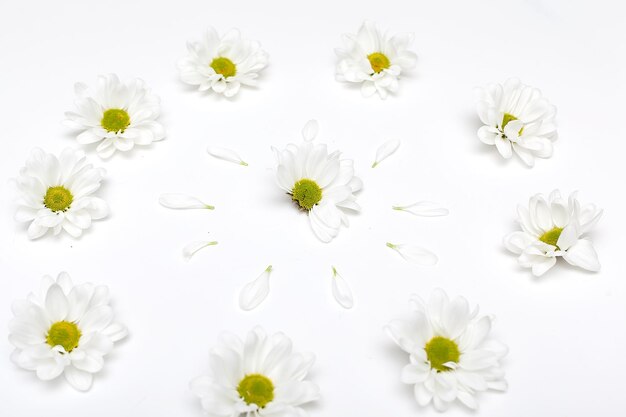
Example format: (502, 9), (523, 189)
(372, 139), (400, 168)
(387, 242), (438, 266)
(392, 201), (449, 217)
(207, 146), (248, 166)
(239, 265), (272, 311)
(301, 120), (319, 142)
(182, 240), (218, 261)
(64, 366), (93, 391)
(562, 239), (600, 272)
(331, 267), (354, 309)
(45, 284), (69, 322)
(503, 231), (535, 254)
(159, 193), (214, 210)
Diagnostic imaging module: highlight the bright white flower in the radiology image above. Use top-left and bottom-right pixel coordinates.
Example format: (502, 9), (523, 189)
(239, 265), (273, 311)
(178, 27), (269, 97)
(475, 78), (557, 166)
(13, 148), (109, 239)
(65, 74), (165, 158)
(335, 21), (417, 99)
(190, 326), (319, 416)
(385, 289), (508, 411)
(386, 242), (438, 266)
(504, 190), (602, 276)
(274, 120), (362, 243)
(9, 272), (127, 391)
(331, 266), (354, 309)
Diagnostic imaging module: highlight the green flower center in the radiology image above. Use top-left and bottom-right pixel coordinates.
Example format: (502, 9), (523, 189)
(539, 227), (563, 248)
(237, 374), (275, 408)
(101, 108), (131, 133)
(425, 336), (460, 372)
(46, 321), (81, 352)
(291, 179), (322, 210)
(501, 113), (524, 136)
(43, 186), (73, 212)
(210, 57), (237, 78)
(367, 52), (390, 73)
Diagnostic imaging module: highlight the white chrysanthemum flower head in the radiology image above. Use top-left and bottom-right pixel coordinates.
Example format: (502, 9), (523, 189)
(274, 120), (362, 243)
(335, 21), (417, 99)
(504, 190), (602, 276)
(190, 326), (319, 416)
(385, 289), (508, 411)
(13, 148), (109, 239)
(64, 74), (165, 159)
(8, 272), (128, 391)
(178, 27), (269, 97)
(475, 78), (557, 166)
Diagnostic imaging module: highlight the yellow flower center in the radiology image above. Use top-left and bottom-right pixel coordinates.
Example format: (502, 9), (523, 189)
(367, 52), (390, 73)
(46, 321), (81, 352)
(539, 227), (563, 248)
(101, 108), (131, 133)
(43, 186), (73, 212)
(210, 57), (237, 78)
(425, 336), (460, 372)
(237, 374), (275, 408)
(291, 179), (322, 210)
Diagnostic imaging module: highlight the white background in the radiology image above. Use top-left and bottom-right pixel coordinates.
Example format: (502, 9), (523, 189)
(1, 0), (625, 415)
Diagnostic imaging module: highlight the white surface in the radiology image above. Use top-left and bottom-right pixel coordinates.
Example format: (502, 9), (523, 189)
(1, 0), (625, 415)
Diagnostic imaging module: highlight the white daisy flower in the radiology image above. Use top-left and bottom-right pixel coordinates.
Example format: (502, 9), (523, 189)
(190, 326), (319, 416)
(13, 148), (109, 239)
(178, 27), (269, 97)
(64, 74), (165, 158)
(8, 272), (128, 391)
(504, 190), (602, 276)
(475, 78), (557, 166)
(385, 289), (508, 411)
(335, 21), (417, 99)
(274, 120), (362, 243)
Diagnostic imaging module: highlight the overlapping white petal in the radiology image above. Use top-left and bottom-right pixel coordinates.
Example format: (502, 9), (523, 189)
(13, 148), (109, 239)
(239, 266), (272, 311)
(385, 289), (507, 411)
(335, 21), (417, 99)
(64, 74), (165, 158)
(504, 190), (602, 276)
(475, 78), (557, 166)
(190, 327), (319, 416)
(178, 27), (269, 97)
(8, 272), (127, 391)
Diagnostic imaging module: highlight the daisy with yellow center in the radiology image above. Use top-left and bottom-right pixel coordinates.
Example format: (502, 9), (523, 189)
(386, 289), (508, 411)
(190, 327), (319, 416)
(8, 272), (128, 391)
(504, 190), (602, 276)
(274, 120), (362, 242)
(179, 27), (269, 97)
(335, 21), (417, 99)
(13, 148), (109, 239)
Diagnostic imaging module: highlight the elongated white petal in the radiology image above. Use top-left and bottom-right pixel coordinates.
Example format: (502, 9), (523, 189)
(159, 193), (214, 210)
(182, 241), (218, 261)
(392, 201), (449, 217)
(386, 242), (438, 266)
(239, 265), (272, 311)
(372, 139), (400, 168)
(207, 146), (248, 166)
(302, 120), (319, 142)
(331, 267), (354, 309)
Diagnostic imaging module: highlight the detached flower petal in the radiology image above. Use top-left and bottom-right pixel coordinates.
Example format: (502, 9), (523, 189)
(393, 201), (449, 217)
(239, 265), (272, 311)
(331, 267), (354, 309)
(387, 242), (438, 266)
(182, 240), (218, 261)
(159, 193), (214, 210)
(372, 139), (400, 168)
(207, 146), (248, 166)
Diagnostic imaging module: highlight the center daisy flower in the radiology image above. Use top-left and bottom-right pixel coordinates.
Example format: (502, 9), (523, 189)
(190, 327), (319, 416)
(504, 190), (602, 276)
(475, 78), (557, 166)
(274, 120), (362, 242)
(64, 74), (165, 158)
(178, 27), (269, 97)
(335, 21), (417, 99)
(386, 289), (508, 411)
(13, 148), (109, 239)
(8, 272), (128, 391)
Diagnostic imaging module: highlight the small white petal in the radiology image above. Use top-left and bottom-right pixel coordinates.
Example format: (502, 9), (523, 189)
(331, 267), (354, 309)
(159, 193), (214, 210)
(387, 242), (438, 266)
(392, 201), (449, 217)
(301, 120), (319, 142)
(207, 146), (248, 166)
(239, 265), (272, 311)
(372, 139), (400, 168)
(182, 240), (218, 261)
